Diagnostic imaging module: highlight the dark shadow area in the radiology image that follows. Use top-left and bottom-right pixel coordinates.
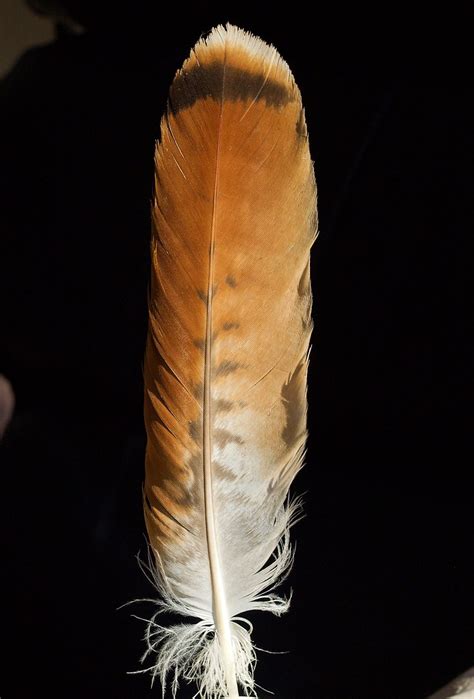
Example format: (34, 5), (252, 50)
(1, 2), (472, 697)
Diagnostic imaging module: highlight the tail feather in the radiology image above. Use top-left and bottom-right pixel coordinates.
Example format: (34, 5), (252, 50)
(140, 24), (317, 697)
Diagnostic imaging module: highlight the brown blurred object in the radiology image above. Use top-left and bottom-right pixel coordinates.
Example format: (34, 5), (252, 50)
(0, 375), (14, 438)
(26, 0), (83, 32)
(0, 0), (54, 78)
(429, 668), (474, 698)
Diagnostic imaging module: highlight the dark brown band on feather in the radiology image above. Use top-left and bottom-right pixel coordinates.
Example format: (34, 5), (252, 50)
(296, 108), (308, 140)
(169, 61), (294, 114)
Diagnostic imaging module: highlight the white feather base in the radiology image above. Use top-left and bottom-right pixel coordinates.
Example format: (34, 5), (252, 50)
(131, 502), (301, 698)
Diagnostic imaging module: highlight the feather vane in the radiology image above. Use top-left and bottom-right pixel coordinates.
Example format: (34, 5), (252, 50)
(141, 24), (317, 698)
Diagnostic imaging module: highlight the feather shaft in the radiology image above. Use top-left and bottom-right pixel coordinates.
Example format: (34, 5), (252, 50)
(203, 87), (239, 695)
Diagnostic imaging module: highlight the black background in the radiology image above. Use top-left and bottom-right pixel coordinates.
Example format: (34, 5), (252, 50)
(1, 2), (472, 698)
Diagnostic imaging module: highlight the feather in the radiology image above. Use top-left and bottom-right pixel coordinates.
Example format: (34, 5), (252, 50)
(140, 24), (317, 698)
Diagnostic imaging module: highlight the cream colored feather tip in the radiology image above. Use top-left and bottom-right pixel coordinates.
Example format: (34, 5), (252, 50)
(139, 24), (317, 698)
